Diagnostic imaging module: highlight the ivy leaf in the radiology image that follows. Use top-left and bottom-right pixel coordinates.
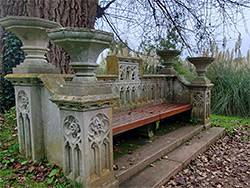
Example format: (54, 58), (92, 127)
(47, 176), (54, 184)
(49, 169), (58, 177)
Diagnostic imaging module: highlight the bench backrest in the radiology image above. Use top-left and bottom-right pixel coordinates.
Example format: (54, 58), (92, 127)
(97, 55), (173, 112)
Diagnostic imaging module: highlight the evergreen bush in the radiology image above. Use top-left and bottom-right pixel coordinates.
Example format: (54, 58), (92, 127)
(0, 31), (24, 112)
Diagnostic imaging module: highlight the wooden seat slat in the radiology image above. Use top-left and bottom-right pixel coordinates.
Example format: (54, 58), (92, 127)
(112, 103), (192, 135)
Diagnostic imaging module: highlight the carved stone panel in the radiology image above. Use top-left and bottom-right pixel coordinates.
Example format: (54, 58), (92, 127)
(88, 113), (111, 179)
(191, 88), (211, 125)
(63, 115), (82, 180)
(119, 61), (140, 81)
(16, 90), (31, 158)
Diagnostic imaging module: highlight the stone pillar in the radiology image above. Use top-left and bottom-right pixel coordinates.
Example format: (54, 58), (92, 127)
(188, 57), (214, 128)
(0, 16), (61, 161)
(6, 75), (44, 160)
(51, 89), (118, 187)
(190, 84), (213, 127)
(48, 27), (118, 187)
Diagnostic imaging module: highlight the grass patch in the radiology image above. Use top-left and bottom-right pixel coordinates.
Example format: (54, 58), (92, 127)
(211, 114), (250, 134)
(0, 107), (81, 187)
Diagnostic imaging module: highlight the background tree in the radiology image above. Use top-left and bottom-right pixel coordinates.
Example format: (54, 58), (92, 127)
(0, 0), (99, 73)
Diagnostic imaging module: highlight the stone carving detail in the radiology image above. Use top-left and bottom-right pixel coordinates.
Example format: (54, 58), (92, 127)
(88, 113), (111, 178)
(192, 91), (204, 120)
(17, 90), (29, 114)
(119, 61), (140, 81)
(64, 116), (81, 145)
(205, 90), (211, 119)
(88, 113), (110, 147)
(17, 90), (31, 158)
(63, 115), (82, 179)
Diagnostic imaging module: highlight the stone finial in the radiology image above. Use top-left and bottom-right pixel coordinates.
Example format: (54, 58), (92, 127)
(157, 49), (181, 75)
(48, 27), (113, 82)
(0, 16), (61, 74)
(187, 57), (214, 85)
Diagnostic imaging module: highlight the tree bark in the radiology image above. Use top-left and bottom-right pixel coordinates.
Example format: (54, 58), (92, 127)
(0, 0), (98, 73)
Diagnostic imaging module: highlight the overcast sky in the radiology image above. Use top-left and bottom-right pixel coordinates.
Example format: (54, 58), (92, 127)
(96, 1), (250, 57)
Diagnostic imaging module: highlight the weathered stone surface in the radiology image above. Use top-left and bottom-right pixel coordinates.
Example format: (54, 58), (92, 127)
(48, 27), (113, 81)
(188, 57), (214, 84)
(0, 16), (61, 74)
(157, 49), (181, 75)
(120, 127), (225, 188)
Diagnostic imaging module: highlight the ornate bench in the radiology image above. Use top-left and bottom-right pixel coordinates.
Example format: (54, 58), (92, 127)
(97, 53), (194, 136)
(1, 16), (213, 188)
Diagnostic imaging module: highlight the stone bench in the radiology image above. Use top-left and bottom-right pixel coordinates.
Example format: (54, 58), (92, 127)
(1, 16), (214, 188)
(96, 53), (195, 137)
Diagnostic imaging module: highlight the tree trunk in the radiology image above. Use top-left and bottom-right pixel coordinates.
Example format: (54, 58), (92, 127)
(0, 0), (98, 73)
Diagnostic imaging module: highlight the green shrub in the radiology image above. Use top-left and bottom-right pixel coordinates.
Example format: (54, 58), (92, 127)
(207, 60), (250, 118)
(0, 31), (24, 112)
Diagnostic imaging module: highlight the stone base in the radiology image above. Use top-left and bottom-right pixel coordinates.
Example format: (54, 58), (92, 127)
(13, 62), (60, 74)
(100, 178), (119, 188)
(204, 122), (212, 129)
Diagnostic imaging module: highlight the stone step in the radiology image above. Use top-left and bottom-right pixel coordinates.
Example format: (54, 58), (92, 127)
(114, 125), (204, 184)
(119, 127), (225, 188)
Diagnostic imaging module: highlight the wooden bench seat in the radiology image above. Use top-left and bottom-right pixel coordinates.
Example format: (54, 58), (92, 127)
(112, 103), (193, 135)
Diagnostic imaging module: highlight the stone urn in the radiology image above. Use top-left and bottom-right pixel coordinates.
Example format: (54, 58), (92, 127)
(0, 16), (61, 74)
(47, 27), (113, 82)
(187, 57), (214, 84)
(156, 49), (181, 75)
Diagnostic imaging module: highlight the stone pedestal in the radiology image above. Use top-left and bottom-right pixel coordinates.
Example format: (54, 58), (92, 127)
(6, 75), (44, 160)
(188, 57), (214, 128)
(0, 16), (61, 74)
(49, 27), (118, 187)
(50, 83), (119, 187)
(190, 84), (213, 128)
(0, 16), (62, 161)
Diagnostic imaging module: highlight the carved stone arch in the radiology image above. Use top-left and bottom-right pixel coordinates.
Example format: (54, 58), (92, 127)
(131, 86), (136, 103)
(88, 113), (110, 179)
(126, 66), (132, 80)
(119, 65), (126, 81)
(192, 91), (204, 120)
(120, 86), (125, 105)
(17, 90), (29, 115)
(126, 86), (131, 104)
(151, 84), (155, 100)
(142, 84), (147, 102)
(205, 90), (211, 119)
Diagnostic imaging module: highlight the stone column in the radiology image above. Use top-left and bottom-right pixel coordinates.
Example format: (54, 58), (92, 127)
(0, 16), (61, 161)
(188, 57), (214, 128)
(48, 27), (118, 187)
(5, 75), (44, 160)
(51, 88), (118, 187)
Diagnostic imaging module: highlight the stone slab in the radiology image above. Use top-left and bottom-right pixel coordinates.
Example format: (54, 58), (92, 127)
(120, 159), (181, 188)
(114, 125), (203, 183)
(120, 127), (225, 188)
(167, 127), (225, 167)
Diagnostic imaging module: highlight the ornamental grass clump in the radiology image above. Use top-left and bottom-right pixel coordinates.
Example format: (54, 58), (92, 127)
(205, 43), (250, 118)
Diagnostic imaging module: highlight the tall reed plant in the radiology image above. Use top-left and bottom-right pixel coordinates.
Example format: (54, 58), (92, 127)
(206, 44), (250, 118)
